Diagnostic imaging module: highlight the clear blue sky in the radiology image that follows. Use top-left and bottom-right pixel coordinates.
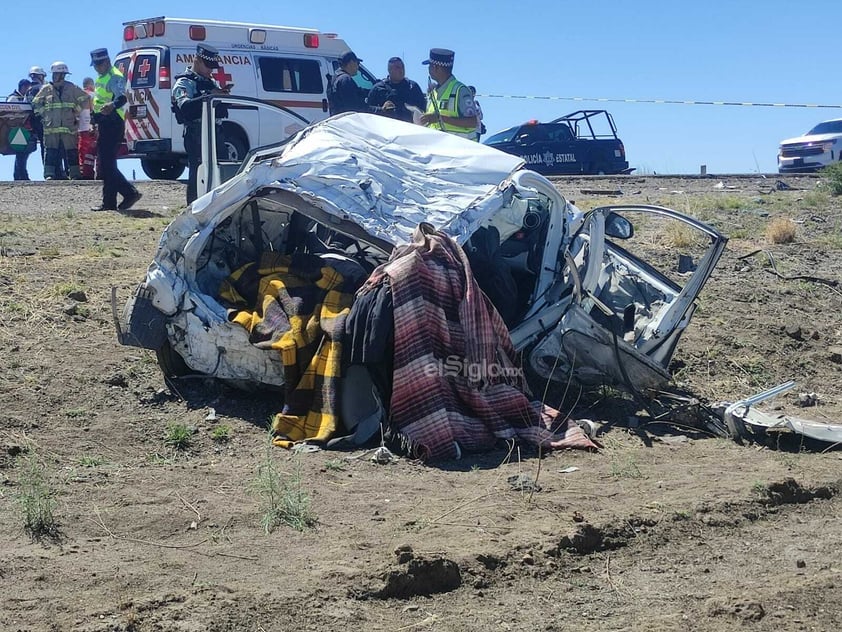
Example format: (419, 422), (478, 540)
(3, 0), (841, 180)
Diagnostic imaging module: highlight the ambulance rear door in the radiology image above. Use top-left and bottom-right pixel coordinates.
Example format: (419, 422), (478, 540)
(114, 47), (177, 158)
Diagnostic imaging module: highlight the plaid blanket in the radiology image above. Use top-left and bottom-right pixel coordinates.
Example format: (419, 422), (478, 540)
(219, 252), (359, 448)
(359, 223), (597, 461)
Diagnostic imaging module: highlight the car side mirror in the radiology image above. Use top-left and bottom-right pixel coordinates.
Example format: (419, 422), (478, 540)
(605, 212), (633, 239)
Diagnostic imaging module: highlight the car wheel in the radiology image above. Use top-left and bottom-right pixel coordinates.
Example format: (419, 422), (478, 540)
(156, 340), (192, 377)
(140, 158), (185, 180)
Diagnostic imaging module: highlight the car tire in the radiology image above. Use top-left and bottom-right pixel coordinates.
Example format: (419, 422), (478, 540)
(156, 340), (192, 377)
(140, 158), (185, 181)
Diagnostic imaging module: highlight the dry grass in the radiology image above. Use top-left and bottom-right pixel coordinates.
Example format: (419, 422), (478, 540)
(765, 217), (797, 244)
(662, 221), (698, 249)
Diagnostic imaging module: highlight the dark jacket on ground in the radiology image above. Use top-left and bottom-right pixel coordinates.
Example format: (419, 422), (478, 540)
(368, 78), (426, 123)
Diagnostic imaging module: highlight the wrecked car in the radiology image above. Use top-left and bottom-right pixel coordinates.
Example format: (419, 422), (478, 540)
(115, 100), (726, 399)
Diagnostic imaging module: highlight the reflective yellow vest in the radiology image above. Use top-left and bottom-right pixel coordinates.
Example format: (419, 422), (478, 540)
(425, 77), (476, 139)
(93, 67), (126, 120)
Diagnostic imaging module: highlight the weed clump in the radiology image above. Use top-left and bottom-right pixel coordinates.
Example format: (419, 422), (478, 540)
(17, 451), (60, 540)
(822, 162), (842, 195)
(165, 423), (192, 451)
(211, 424), (231, 442)
(253, 440), (316, 533)
(765, 217), (797, 244)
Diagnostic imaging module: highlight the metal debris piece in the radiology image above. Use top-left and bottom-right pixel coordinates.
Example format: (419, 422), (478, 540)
(371, 446), (395, 464)
(292, 443), (322, 454)
(724, 381), (842, 446)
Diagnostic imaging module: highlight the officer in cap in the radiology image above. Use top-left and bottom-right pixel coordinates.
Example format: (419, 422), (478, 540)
(89, 48), (142, 210)
(172, 44), (229, 204)
(327, 50), (393, 116)
(419, 48), (479, 140)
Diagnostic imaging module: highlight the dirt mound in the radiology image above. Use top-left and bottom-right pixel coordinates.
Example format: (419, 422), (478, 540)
(359, 547), (462, 599)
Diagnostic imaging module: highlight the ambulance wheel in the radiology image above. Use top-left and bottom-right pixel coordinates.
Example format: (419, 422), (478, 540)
(220, 124), (249, 161)
(141, 158), (185, 181)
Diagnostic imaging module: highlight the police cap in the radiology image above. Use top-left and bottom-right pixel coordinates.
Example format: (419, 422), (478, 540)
(90, 48), (110, 66)
(422, 48), (455, 67)
(338, 50), (362, 67)
(196, 44), (221, 69)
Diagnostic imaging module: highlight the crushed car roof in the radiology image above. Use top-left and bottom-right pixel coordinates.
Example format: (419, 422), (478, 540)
(193, 112), (527, 248)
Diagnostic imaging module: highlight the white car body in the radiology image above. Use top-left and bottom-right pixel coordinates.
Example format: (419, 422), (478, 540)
(117, 104), (727, 393)
(778, 118), (842, 173)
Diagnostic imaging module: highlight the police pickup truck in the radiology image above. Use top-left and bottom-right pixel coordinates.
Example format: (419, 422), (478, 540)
(483, 110), (631, 176)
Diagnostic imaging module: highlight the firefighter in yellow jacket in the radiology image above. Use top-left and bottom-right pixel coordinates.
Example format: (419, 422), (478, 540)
(31, 62), (90, 179)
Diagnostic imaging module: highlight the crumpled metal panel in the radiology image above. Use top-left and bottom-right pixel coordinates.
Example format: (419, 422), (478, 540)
(724, 381), (842, 446)
(192, 113), (526, 248)
(168, 311), (285, 385)
(528, 303), (671, 390)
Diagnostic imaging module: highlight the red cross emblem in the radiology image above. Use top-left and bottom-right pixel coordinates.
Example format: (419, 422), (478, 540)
(211, 66), (233, 88)
(137, 58), (151, 78)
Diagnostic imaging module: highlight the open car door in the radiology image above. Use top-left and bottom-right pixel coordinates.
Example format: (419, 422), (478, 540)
(197, 95), (310, 198)
(526, 205), (727, 391)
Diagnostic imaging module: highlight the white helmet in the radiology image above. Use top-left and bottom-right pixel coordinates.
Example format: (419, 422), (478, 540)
(50, 61), (70, 74)
(29, 65), (46, 77)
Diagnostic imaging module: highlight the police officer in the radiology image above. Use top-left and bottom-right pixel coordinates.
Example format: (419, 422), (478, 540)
(367, 57), (426, 123)
(419, 48), (478, 140)
(328, 51), (393, 116)
(172, 44), (228, 204)
(89, 48), (141, 211)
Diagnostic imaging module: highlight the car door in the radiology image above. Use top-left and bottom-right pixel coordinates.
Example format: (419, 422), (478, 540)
(197, 95), (309, 198)
(523, 204), (727, 391)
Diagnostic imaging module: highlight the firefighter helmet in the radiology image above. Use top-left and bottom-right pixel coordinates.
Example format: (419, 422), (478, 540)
(50, 61), (71, 74)
(29, 65), (46, 78)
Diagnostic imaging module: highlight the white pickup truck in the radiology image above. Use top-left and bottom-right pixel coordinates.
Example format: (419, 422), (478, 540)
(778, 118), (842, 173)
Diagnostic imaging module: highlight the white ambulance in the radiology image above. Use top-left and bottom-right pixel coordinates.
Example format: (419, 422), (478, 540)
(115, 16), (378, 180)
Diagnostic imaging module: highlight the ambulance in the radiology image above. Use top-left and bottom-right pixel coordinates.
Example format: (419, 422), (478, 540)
(115, 17), (377, 180)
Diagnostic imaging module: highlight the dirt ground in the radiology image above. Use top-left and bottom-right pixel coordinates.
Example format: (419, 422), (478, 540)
(1, 174), (840, 632)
